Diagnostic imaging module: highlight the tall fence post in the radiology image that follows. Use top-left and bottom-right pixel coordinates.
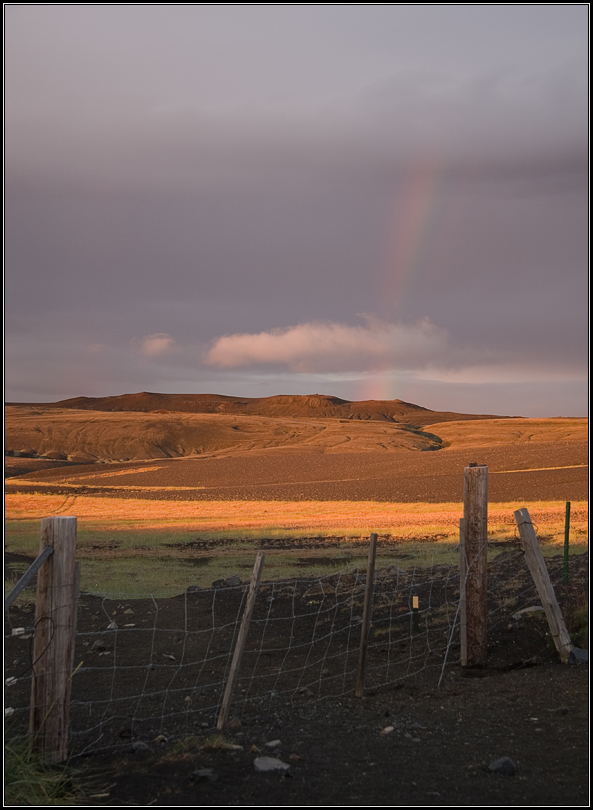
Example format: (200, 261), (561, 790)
(217, 551), (265, 731)
(29, 516), (79, 764)
(459, 517), (467, 666)
(563, 501), (571, 585)
(356, 532), (378, 698)
(514, 508), (573, 664)
(462, 464), (488, 666)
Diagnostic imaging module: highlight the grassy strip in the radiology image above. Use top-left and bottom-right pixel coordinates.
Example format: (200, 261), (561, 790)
(5, 493), (587, 598)
(568, 604), (589, 649)
(5, 494), (588, 540)
(7, 539), (587, 600)
(81, 540), (591, 597)
(4, 741), (85, 806)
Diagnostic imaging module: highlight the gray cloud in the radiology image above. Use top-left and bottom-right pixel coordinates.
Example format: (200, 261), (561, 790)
(6, 59), (587, 200)
(4, 5), (588, 415)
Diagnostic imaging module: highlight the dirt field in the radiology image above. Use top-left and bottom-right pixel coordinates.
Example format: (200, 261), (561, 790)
(5, 401), (587, 507)
(4, 432), (588, 505)
(4, 551), (588, 806)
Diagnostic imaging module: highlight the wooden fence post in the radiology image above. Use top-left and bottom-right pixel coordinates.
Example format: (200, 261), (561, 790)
(462, 464), (488, 666)
(514, 508), (573, 663)
(459, 517), (467, 666)
(29, 516), (79, 764)
(355, 532), (378, 698)
(217, 551), (265, 730)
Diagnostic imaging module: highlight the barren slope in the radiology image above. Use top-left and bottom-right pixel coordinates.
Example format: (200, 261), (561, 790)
(429, 417), (587, 448)
(5, 423), (587, 504)
(5, 407), (441, 462)
(5, 399), (587, 503)
(7, 391), (504, 426)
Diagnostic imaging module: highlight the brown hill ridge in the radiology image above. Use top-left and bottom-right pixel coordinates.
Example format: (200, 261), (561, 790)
(7, 392), (507, 427)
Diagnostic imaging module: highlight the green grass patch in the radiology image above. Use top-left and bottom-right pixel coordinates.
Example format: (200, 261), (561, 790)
(4, 521), (40, 557)
(5, 518), (587, 599)
(568, 604), (588, 649)
(78, 552), (371, 597)
(4, 521), (374, 556)
(4, 740), (85, 806)
(73, 541), (545, 599)
(5, 579), (37, 609)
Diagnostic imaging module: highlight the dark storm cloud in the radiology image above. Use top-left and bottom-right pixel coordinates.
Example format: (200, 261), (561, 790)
(4, 5), (588, 414)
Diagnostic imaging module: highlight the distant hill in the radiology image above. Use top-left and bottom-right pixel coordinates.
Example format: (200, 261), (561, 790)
(7, 392), (507, 427)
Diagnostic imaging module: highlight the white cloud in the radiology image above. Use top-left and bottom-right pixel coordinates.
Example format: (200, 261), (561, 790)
(139, 333), (176, 357)
(205, 316), (588, 382)
(205, 317), (461, 373)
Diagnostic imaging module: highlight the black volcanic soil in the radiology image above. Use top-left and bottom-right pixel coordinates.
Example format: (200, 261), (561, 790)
(4, 552), (588, 806)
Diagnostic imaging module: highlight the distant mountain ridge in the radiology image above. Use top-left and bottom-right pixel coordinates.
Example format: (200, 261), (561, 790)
(8, 392), (507, 427)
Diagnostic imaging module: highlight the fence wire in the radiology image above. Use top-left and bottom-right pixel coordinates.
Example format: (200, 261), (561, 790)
(4, 547), (586, 756)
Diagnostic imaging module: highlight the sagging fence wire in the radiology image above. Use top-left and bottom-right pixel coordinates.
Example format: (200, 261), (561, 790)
(4, 559), (451, 751)
(6, 544), (584, 758)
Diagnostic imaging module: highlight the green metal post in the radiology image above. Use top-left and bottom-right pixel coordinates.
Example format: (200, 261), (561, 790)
(563, 501), (571, 585)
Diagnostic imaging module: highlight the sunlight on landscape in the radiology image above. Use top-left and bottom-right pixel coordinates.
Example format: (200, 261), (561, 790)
(5, 405), (588, 597)
(5, 492), (587, 597)
(5, 492), (588, 536)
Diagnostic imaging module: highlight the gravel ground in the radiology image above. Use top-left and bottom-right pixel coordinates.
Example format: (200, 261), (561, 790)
(5, 552), (588, 806)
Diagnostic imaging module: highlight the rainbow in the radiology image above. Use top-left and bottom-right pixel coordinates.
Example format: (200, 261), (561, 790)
(357, 153), (457, 402)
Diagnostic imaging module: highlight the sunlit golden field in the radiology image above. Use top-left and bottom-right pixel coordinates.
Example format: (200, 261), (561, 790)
(4, 492), (588, 537)
(5, 492), (587, 596)
(5, 405), (587, 596)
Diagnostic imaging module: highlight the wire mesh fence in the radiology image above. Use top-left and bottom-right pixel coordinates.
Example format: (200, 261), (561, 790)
(5, 543), (586, 758)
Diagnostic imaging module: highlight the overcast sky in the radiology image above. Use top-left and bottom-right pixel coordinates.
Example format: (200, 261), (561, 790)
(5, 5), (588, 415)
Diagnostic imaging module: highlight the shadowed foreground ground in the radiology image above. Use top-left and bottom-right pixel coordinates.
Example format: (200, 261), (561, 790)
(4, 552), (589, 806)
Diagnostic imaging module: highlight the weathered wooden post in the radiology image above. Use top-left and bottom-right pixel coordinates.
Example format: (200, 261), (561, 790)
(515, 508), (573, 663)
(217, 551), (265, 730)
(356, 532), (378, 698)
(30, 516), (79, 763)
(459, 517), (467, 665)
(462, 464), (488, 666)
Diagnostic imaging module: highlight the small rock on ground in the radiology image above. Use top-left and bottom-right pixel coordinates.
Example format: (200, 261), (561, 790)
(254, 756), (290, 772)
(193, 768), (218, 782)
(489, 757), (517, 777)
(568, 648), (588, 665)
